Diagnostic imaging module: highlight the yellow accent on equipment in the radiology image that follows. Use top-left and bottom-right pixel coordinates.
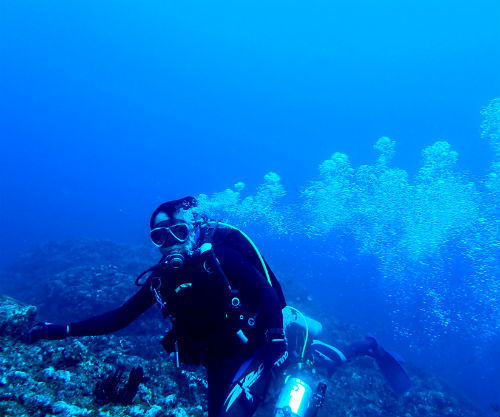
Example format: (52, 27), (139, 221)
(208, 221), (272, 287)
(286, 306), (309, 360)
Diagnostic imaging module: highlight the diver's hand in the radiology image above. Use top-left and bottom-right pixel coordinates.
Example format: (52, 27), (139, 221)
(28, 322), (67, 344)
(267, 328), (289, 370)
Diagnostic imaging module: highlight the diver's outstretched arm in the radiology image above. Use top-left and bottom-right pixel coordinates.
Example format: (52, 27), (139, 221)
(28, 282), (154, 343)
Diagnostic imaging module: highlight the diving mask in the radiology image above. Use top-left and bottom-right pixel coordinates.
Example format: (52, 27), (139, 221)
(150, 223), (190, 248)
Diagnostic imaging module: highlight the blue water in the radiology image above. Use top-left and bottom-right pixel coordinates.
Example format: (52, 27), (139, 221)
(1, 1), (500, 414)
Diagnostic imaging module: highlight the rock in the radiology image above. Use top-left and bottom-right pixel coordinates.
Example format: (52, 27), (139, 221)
(54, 370), (72, 383)
(55, 340), (88, 366)
(42, 366), (72, 383)
(42, 366), (56, 379)
(138, 384), (153, 405)
(0, 392), (16, 401)
(6, 370), (29, 382)
(191, 405), (204, 417)
(161, 393), (176, 407)
(144, 405), (162, 417)
(129, 405), (145, 416)
(0, 295), (37, 339)
(51, 401), (90, 416)
(168, 407), (188, 417)
(27, 394), (52, 410)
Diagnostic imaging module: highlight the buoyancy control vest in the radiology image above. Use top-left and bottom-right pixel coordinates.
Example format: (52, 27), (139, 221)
(206, 222), (286, 310)
(150, 221), (286, 365)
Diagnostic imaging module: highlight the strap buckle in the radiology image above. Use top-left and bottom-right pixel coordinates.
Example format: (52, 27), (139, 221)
(265, 328), (285, 343)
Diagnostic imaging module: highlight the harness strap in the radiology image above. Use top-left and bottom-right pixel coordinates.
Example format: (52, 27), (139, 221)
(208, 221), (273, 286)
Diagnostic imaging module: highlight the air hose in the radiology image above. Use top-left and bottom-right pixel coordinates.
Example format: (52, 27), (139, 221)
(208, 221), (309, 358)
(286, 306), (309, 360)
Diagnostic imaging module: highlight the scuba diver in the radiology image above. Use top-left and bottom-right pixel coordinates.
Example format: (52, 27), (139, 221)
(28, 196), (411, 417)
(28, 196), (288, 417)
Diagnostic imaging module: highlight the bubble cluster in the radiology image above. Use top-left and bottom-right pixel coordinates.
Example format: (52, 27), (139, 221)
(403, 141), (479, 259)
(301, 152), (356, 237)
(196, 171), (290, 234)
(482, 99), (500, 200)
(195, 98), (500, 343)
(481, 98), (500, 155)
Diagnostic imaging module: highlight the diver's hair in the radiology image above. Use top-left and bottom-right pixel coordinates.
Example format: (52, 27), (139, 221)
(150, 196), (197, 229)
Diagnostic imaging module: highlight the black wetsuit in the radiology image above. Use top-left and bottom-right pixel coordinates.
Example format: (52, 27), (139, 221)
(66, 225), (286, 417)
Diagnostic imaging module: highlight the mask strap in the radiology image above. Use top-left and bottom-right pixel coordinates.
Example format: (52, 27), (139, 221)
(193, 213), (204, 243)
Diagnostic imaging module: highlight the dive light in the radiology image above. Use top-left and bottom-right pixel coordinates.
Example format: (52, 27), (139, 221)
(274, 376), (327, 417)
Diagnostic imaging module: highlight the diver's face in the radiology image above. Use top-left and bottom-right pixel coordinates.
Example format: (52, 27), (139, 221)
(151, 209), (197, 256)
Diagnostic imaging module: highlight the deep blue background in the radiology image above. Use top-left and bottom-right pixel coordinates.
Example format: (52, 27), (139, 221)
(1, 0), (499, 413)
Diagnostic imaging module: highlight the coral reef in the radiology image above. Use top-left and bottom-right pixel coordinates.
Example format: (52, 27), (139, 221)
(0, 241), (489, 416)
(0, 296), (207, 416)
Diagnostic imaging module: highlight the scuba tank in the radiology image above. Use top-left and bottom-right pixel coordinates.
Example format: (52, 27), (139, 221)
(275, 306), (327, 417)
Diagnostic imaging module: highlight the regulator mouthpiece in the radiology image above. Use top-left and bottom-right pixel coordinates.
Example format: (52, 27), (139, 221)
(167, 253), (185, 270)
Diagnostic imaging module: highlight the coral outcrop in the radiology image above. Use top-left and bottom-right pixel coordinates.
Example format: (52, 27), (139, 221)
(0, 295), (37, 340)
(0, 239), (489, 416)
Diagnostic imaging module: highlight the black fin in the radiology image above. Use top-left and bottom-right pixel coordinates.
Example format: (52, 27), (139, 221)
(367, 336), (412, 396)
